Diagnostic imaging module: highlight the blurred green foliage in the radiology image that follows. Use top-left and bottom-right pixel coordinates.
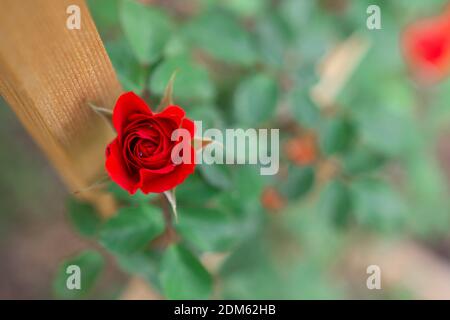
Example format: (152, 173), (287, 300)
(53, 250), (104, 299)
(100, 205), (165, 254)
(160, 244), (212, 299)
(53, 0), (450, 299)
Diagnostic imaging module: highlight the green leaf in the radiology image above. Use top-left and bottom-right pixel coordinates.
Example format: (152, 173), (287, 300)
(67, 198), (101, 237)
(354, 105), (416, 157)
(149, 54), (214, 102)
(120, 0), (172, 65)
(176, 206), (239, 252)
(53, 250), (104, 299)
(164, 34), (190, 57)
(279, 1), (329, 63)
(233, 164), (269, 204)
(187, 105), (225, 130)
(319, 117), (355, 155)
(279, 165), (315, 200)
(223, 0), (268, 17)
(232, 165), (266, 214)
(219, 234), (284, 299)
(283, 199), (344, 263)
(116, 250), (162, 288)
(198, 163), (232, 190)
(106, 39), (146, 92)
(254, 14), (290, 67)
(319, 180), (352, 228)
(278, 0), (314, 36)
(184, 9), (257, 65)
(176, 172), (221, 206)
(343, 146), (385, 176)
(233, 73), (278, 126)
(160, 245), (212, 299)
(351, 178), (406, 232)
(290, 86), (320, 128)
(87, 0), (119, 35)
(403, 151), (450, 235)
(100, 204), (165, 254)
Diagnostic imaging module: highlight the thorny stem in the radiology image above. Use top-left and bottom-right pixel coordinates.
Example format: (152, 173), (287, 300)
(150, 194), (179, 250)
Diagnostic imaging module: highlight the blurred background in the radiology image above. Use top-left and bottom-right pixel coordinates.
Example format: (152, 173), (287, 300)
(1, 0), (450, 299)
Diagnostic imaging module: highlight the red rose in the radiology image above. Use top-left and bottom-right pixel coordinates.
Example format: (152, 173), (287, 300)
(284, 135), (317, 166)
(401, 9), (450, 83)
(105, 92), (195, 194)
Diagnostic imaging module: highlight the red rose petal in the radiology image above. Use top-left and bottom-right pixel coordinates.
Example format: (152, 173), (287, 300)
(155, 105), (186, 125)
(105, 138), (139, 194)
(181, 118), (195, 138)
(139, 159), (195, 193)
(113, 92), (153, 136)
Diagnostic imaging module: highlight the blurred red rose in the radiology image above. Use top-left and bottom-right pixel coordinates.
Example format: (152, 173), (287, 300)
(402, 8), (450, 83)
(105, 92), (195, 194)
(261, 187), (286, 212)
(284, 134), (318, 166)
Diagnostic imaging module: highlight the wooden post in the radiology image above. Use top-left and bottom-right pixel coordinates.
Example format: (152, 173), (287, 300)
(0, 0), (162, 299)
(0, 0), (122, 215)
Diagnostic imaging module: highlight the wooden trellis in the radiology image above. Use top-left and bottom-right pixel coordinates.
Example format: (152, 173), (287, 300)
(0, 0), (121, 215)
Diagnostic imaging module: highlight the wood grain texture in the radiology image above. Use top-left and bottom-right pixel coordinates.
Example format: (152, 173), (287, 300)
(0, 0), (122, 214)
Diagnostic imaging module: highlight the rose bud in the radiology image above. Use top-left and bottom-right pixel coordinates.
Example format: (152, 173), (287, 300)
(284, 135), (318, 166)
(401, 10), (450, 83)
(105, 92), (195, 194)
(261, 186), (287, 212)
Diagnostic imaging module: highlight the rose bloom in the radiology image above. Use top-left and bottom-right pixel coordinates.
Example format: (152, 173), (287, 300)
(401, 8), (450, 83)
(105, 92), (195, 194)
